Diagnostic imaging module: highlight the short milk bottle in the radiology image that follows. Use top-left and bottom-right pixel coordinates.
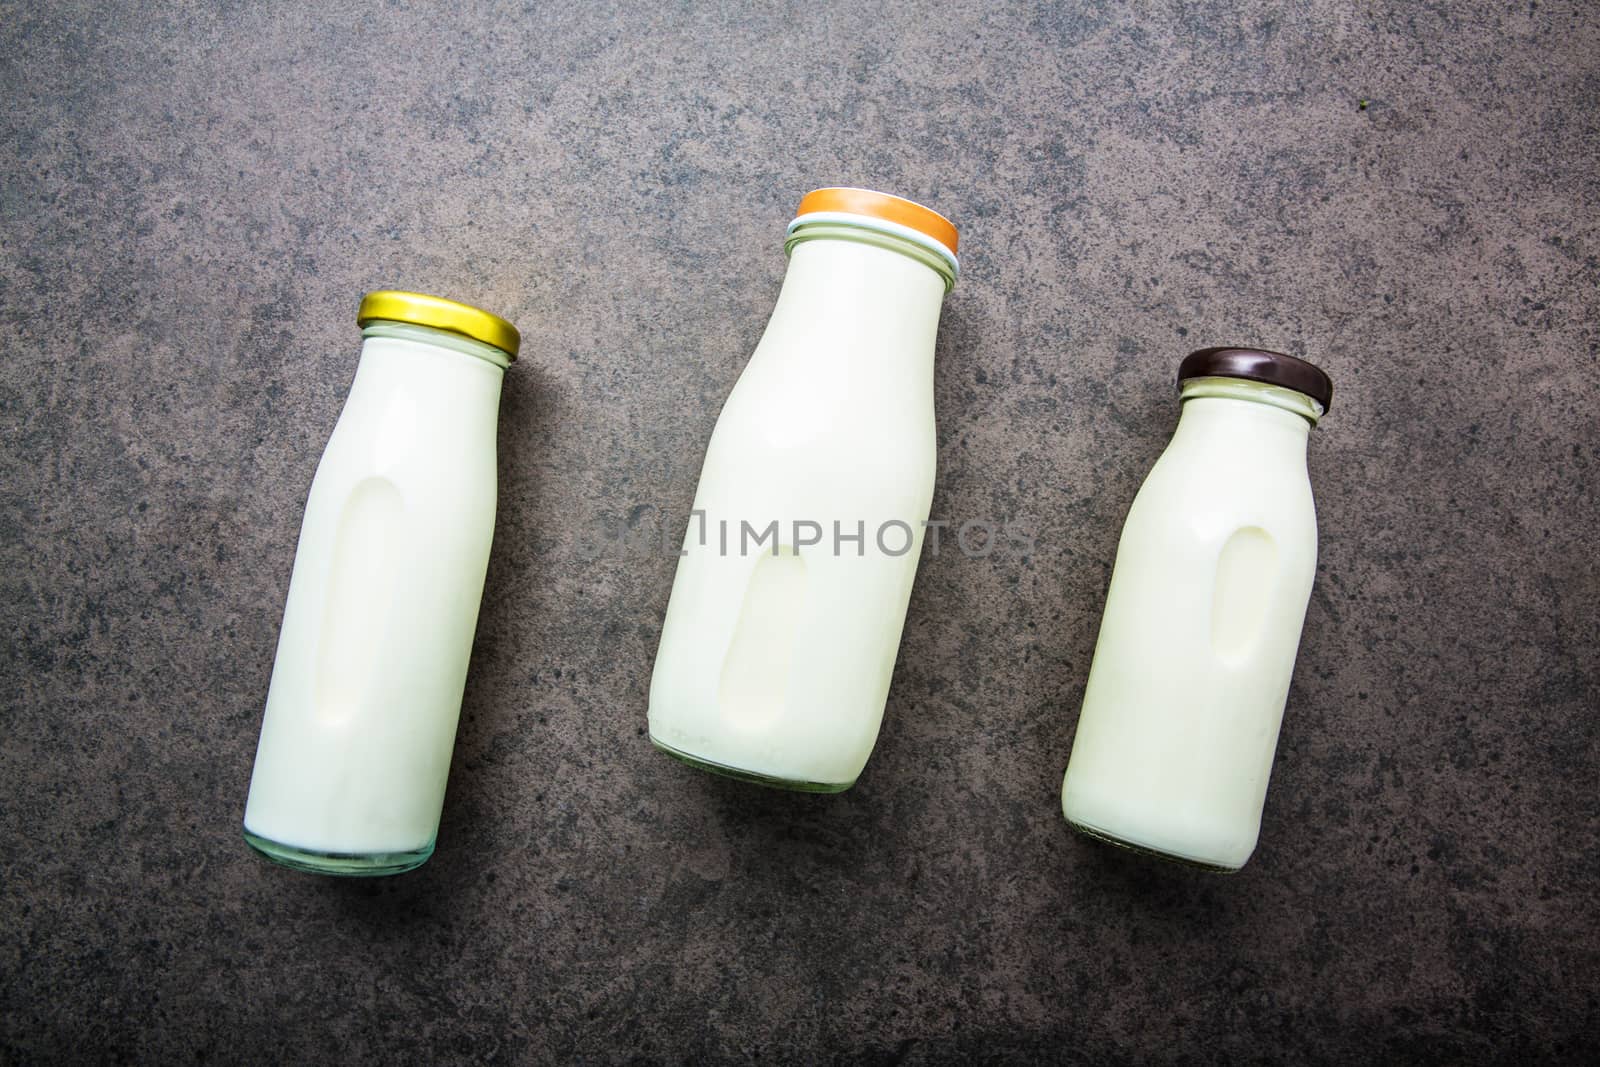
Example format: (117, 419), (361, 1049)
(243, 291), (519, 875)
(649, 188), (960, 791)
(1061, 347), (1334, 870)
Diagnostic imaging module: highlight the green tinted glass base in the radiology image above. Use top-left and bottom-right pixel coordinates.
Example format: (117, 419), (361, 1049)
(243, 827), (434, 877)
(1064, 818), (1240, 874)
(650, 735), (854, 794)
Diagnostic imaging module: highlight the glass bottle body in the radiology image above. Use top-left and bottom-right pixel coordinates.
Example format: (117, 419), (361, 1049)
(1062, 377), (1321, 871)
(649, 231), (948, 791)
(244, 322), (507, 875)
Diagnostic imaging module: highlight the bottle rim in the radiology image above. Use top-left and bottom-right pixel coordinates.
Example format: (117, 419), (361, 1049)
(1180, 376), (1325, 424)
(1178, 347), (1332, 413)
(787, 188), (960, 282)
(357, 290), (520, 360)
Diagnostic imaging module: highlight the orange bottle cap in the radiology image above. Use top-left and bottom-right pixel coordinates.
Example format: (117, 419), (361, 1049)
(794, 187), (959, 258)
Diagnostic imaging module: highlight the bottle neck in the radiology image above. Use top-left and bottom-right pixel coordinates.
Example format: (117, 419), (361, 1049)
(360, 321), (513, 370)
(785, 221), (958, 292)
(1173, 377), (1316, 463)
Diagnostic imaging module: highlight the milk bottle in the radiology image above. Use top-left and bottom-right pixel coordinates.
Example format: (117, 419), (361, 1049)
(243, 291), (518, 875)
(648, 188), (960, 791)
(1061, 347), (1334, 870)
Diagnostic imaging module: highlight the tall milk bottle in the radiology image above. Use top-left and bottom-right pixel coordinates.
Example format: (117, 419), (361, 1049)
(1061, 347), (1335, 871)
(243, 291), (519, 875)
(648, 188), (960, 792)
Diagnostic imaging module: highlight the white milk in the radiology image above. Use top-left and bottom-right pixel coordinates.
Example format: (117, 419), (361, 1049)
(244, 305), (512, 875)
(649, 191), (958, 791)
(1062, 371), (1328, 870)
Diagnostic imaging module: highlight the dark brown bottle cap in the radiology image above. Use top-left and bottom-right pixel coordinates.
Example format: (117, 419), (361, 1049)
(1177, 347), (1334, 413)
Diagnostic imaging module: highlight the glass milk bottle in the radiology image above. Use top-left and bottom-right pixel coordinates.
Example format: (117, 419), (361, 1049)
(649, 187), (959, 791)
(1061, 347), (1334, 871)
(243, 291), (518, 875)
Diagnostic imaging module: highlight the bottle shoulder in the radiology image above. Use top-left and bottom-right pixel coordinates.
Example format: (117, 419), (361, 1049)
(310, 394), (497, 503)
(1145, 428), (1313, 491)
(1129, 436), (1316, 535)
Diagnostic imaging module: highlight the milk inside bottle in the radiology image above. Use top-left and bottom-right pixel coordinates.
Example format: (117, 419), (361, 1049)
(243, 291), (518, 875)
(648, 187), (960, 791)
(1061, 347), (1334, 871)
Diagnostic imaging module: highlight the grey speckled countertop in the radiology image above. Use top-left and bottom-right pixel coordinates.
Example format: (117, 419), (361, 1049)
(2, 2), (1597, 1062)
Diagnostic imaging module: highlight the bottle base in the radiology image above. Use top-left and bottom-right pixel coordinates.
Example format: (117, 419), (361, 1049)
(649, 735), (854, 794)
(1064, 817), (1241, 874)
(242, 827), (435, 877)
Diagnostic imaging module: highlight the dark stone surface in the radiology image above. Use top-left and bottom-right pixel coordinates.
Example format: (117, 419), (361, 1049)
(2, 1), (1597, 1062)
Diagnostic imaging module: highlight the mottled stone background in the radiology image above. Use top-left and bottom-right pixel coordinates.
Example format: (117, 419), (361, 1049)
(2, 0), (1596, 1062)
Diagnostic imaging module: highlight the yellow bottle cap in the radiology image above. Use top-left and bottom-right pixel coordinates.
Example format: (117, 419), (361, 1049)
(357, 290), (521, 359)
